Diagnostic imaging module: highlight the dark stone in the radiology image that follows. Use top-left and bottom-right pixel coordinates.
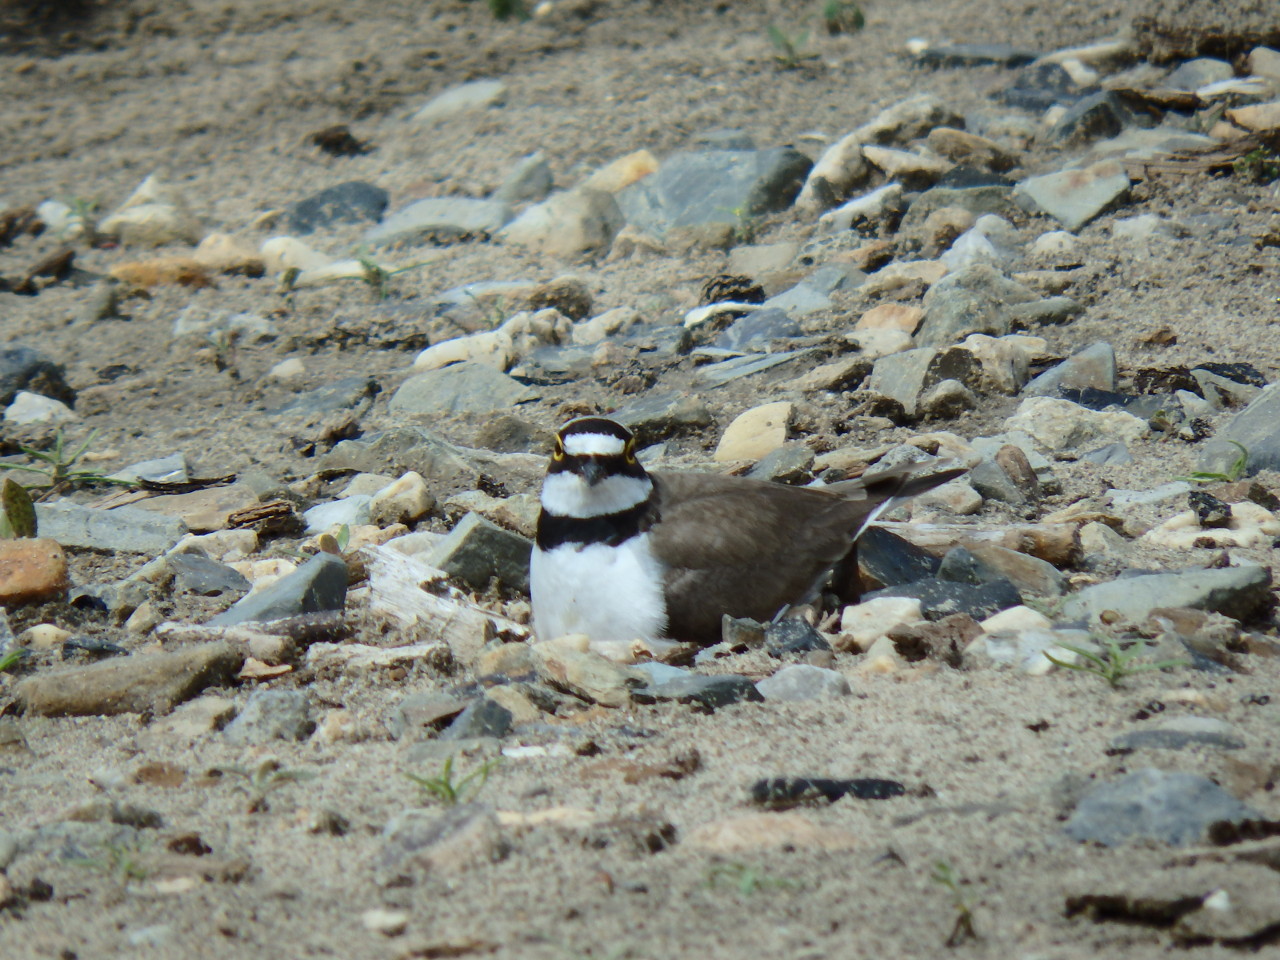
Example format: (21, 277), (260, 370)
(439, 698), (513, 741)
(764, 619), (831, 658)
(1050, 91), (1157, 144)
(631, 674), (764, 712)
(0, 345), (74, 407)
(746, 442), (815, 484)
(611, 390), (713, 445)
(387, 693), (468, 740)
(1112, 720), (1245, 752)
(428, 513), (532, 593)
(268, 376), (379, 417)
(1133, 365), (1199, 395)
(934, 166), (1015, 189)
(751, 776), (906, 808)
(858, 526), (942, 588)
(917, 43), (1040, 67)
(1188, 490), (1232, 528)
(288, 181), (389, 234)
(1081, 442), (1134, 466)
(1193, 362), (1267, 388)
(995, 62), (1084, 111)
(62, 637), (128, 660)
(208, 553), (348, 625)
(864, 577), (1022, 621)
(167, 553), (251, 597)
(937, 547), (1002, 585)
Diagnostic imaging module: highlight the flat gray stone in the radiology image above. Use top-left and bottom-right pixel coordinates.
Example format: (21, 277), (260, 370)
(223, 689), (314, 744)
(1060, 564), (1272, 623)
(499, 188), (623, 259)
(492, 151), (553, 206)
(1197, 383), (1280, 475)
(0, 344), (73, 407)
(389, 362), (535, 419)
(208, 553), (348, 626)
(288, 181), (388, 234)
(411, 79), (507, 123)
(1013, 160), (1132, 232)
(916, 264), (1038, 347)
(365, 197), (511, 246)
(616, 147), (811, 237)
(1112, 717), (1245, 752)
(1064, 767), (1257, 846)
(108, 452), (188, 484)
(268, 376), (377, 417)
(756, 664), (850, 701)
(611, 390), (713, 444)
(1023, 342), (1117, 396)
(899, 185), (1019, 235)
(429, 512), (532, 593)
(35, 502), (188, 554)
(632, 674), (764, 711)
(376, 804), (505, 886)
(439, 699), (513, 741)
(165, 553), (250, 597)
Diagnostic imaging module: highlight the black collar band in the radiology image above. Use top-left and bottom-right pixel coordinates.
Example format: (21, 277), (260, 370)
(537, 498), (652, 550)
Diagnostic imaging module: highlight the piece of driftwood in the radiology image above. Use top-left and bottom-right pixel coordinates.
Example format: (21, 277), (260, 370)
(876, 521), (1079, 567)
(155, 611), (346, 646)
(361, 544), (529, 665)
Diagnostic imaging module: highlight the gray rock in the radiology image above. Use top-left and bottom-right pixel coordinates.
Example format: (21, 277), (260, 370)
(411, 79), (507, 123)
(439, 699), (513, 740)
(630, 662), (693, 685)
(165, 553), (250, 597)
(818, 182), (904, 233)
(376, 804), (506, 885)
(763, 619), (831, 656)
(697, 349), (813, 387)
(320, 427), (544, 492)
(611, 390), (714, 445)
(1005, 296), (1084, 326)
(899, 185), (1019, 236)
(631, 674), (764, 711)
(223, 690), (314, 744)
(915, 43), (1040, 67)
(869, 345), (983, 418)
(492, 151), (553, 206)
(746, 442), (814, 483)
(865, 578), (1022, 621)
(756, 664), (850, 701)
(1061, 564), (1272, 623)
(1163, 58), (1235, 91)
(916, 264), (1038, 347)
(1081, 442), (1133, 465)
(1049, 91), (1153, 145)
(208, 553), (348, 626)
(365, 198), (511, 246)
(714, 309), (801, 351)
(1112, 716), (1245, 752)
(918, 378), (978, 417)
(288, 181), (388, 234)
(0, 345), (74, 407)
(1023, 342), (1117, 397)
(967, 458), (1027, 505)
(389, 362), (536, 419)
(1013, 160), (1131, 232)
(763, 263), (862, 317)
(36, 502), (187, 554)
(15, 642), (242, 716)
(1064, 768), (1257, 846)
(1191, 369), (1263, 411)
(1197, 383), (1280, 476)
(268, 376), (377, 417)
(428, 512), (532, 593)
(616, 147), (812, 238)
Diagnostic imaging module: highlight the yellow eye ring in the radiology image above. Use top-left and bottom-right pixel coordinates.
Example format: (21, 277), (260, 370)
(552, 439), (565, 461)
(624, 439), (637, 464)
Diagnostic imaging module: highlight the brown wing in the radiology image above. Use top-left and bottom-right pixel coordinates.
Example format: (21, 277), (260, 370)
(648, 464), (967, 644)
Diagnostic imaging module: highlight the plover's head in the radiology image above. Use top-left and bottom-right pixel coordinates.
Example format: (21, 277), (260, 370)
(541, 417), (651, 516)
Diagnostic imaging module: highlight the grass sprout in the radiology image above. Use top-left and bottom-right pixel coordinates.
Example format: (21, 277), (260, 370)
(218, 758), (316, 813)
(1045, 637), (1188, 688)
(705, 861), (799, 896)
(0, 429), (136, 498)
(1176, 440), (1249, 484)
(932, 860), (979, 947)
(403, 754), (498, 806)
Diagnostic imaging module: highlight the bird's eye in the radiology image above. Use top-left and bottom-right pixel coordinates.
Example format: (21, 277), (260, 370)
(552, 438), (565, 461)
(624, 439), (637, 463)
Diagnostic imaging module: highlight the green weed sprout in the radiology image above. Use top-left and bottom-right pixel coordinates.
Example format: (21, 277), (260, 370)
(705, 861), (799, 896)
(404, 754), (498, 806)
(0, 429), (137, 497)
(1045, 637), (1188, 688)
(767, 25), (818, 69)
(1177, 440), (1249, 484)
(219, 758), (316, 813)
(932, 861), (979, 946)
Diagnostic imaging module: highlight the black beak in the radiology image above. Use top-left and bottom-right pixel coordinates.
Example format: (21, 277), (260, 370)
(580, 460), (608, 487)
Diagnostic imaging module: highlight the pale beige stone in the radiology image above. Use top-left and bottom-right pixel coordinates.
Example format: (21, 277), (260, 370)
(837, 597), (922, 652)
(0, 538), (68, 605)
(370, 472), (435, 526)
(713, 402), (792, 462)
(581, 149), (658, 193)
(856, 302), (923, 334)
(688, 812), (861, 853)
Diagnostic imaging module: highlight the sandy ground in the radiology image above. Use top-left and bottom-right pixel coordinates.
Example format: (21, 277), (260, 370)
(1, 1), (1279, 958)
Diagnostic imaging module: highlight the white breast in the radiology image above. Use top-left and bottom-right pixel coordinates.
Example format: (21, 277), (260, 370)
(530, 534), (668, 644)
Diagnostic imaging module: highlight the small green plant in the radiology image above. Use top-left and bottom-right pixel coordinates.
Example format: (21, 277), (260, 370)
(486, 0), (529, 21)
(0, 477), (37, 538)
(705, 861), (799, 896)
(354, 246), (434, 301)
(0, 646), (27, 672)
(767, 24), (818, 69)
(932, 861), (979, 947)
(219, 758), (316, 813)
(1234, 147), (1280, 184)
(0, 429), (137, 498)
(1045, 637), (1188, 688)
(72, 838), (151, 884)
(1176, 440), (1249, 484)
(821, 0), (864, 34)
(404, 753), (498, 806)
(465, 291), (511, 330)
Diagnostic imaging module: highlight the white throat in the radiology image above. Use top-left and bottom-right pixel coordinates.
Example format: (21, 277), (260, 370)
(541, 471), (652, 518)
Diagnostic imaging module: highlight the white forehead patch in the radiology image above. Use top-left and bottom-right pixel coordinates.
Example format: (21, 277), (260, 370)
(563, 432), (626, 456)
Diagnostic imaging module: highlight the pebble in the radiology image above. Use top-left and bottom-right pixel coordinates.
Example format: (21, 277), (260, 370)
(0, 345), (74, 407)
(98, 173), (201, 246)
(686, 812), (859, 853)
(369, 472), (435, 526)
(209, 553), (348, 626)
(164, 552), (250, 597)
(4, 391), (76, 424)
(0, 538), (68, 605)
(925, 127), (1017, 171)
(916, 264), (1038, 347)
(836, 597), (924, 652)
(428, 512), (532, 593)
(756, 664), (850, 701)
(713, 401), (791, 461)
(1112, 716), (1245, 752)
(1064, 768), (1257, 847)
(938, 214), (1021, 270)
(1141, 501), (1280, 550)
(375, 804), (505, 886)
(1023, 341), (1117, 396)
(818, 182), (904, 233)
(287, 181), (388, 234)
(302, 496), (372, 535)
(1197, 383), (1280, 475)
(141, 695), (237, 744)
(16, 642), (241, 716)
(855, 93), (963, 145)
(18, 623), (72, 650)
(856, 302), (923, 334)
(192, 233), (264, 275)
(500, 188), (624, 259)
(796, 131), (870, 214)
(35, 502), (188, 554)
(365, 197), (511, 246)
(1060, 564), (1272, 624)
(1003, 396), (1147, 455)
(632, 674), (763, 711)
(864, 577), (1022, 621)
(861, 145), (953, 184)
(223, 689), (315, 744)
(411, 79), (507, 123)
(439, 699), (514, 741)
(581, 148), (660, 194)
(493, 151), (553, 206)
(389, 362), (536, 419)
(361, 908), (410, 937)
(1012, 159), (1131, 232)
(260, 236), (333, 273)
